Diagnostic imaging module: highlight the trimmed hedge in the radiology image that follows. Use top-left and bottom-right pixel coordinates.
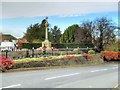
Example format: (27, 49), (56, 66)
(52, 43), (94, 48)
(21, 43), (42, 49)
(21, 43), (94, 49)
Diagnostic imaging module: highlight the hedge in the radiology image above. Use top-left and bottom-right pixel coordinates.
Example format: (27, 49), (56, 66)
(21, 43), (94, 49)
(21, 43), (42, 49)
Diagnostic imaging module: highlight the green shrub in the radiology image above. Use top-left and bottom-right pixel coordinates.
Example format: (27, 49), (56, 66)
(20, 43), (94, 49)
(21, 43), (42, 49)
(88, 50), (95, 54)
(52, 43), (94, 48)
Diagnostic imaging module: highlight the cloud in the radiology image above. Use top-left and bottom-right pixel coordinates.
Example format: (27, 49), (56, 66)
(1, 2), (118, 18)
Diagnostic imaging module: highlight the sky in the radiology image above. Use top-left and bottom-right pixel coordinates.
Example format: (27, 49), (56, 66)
(0, 1), (119, 38)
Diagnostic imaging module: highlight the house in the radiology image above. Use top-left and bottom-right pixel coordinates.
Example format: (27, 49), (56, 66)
(0, 41), (16, 51)
(0, 33), (18, 51)
(0, 33), (17, 42)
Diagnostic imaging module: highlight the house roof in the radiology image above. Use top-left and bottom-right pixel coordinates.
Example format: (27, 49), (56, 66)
(0, 33), (17, 42)
(18, 36), (29, 43)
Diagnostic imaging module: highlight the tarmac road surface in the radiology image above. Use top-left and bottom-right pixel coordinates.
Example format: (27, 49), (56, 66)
(0, 62), (119, 89)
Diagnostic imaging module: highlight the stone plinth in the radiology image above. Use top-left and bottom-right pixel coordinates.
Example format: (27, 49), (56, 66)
(42, 40), (52, 52)
(42, 40), (51, 48)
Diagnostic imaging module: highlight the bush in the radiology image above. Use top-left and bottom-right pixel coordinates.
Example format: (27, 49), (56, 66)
(101, 51), (120, 61)
(0, 56), (14, 72)
(88, 50), (95, 54)
(82, 53), (93, 60)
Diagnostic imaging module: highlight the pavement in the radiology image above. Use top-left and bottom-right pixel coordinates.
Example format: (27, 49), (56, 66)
(0, 62), (119, 89)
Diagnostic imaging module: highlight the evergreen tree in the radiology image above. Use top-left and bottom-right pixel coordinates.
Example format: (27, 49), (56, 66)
(25, 19), (46, 43)
(60, 24), (79, 43)
(50, 26), (61, 43)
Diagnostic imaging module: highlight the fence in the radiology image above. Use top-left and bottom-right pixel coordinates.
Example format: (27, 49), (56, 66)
(1, 48), (94, 60)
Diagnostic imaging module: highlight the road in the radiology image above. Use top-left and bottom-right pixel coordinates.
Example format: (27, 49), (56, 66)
(0, 62), (119, 89)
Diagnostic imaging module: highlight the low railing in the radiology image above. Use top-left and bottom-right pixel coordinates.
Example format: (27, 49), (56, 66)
(1, 48), (94, 60)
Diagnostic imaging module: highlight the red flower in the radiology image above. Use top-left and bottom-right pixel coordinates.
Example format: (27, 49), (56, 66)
(0, 56), (14, 71)
(82, 53), (93, 58)
(66, 55), (76, 59)
(101, 51), (119, 60)
(112, 52), (118, 60)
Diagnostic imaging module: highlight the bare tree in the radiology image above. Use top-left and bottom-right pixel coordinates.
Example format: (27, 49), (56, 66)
(94, 17), (116, 51)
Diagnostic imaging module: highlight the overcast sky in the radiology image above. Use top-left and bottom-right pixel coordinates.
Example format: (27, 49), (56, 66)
(0, 1), (119, 38)
(1, 2), (118, 18)
(1, 0), (119, 2)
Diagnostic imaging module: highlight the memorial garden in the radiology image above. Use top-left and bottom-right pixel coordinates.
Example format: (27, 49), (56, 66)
(1, 17), (119, 72)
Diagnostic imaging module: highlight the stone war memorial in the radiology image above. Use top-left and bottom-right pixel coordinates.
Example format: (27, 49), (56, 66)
(42, 17), (52, 52)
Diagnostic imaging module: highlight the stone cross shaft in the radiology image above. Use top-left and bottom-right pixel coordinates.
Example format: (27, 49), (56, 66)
(45, 17), (48, 40)
(42, 17), (51, 48)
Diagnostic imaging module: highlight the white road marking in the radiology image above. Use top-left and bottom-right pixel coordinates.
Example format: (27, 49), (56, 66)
(104, 69), (108, 70)
(112, 67), (118, 69)
(0, 84), (21, 89)
(45, 73), (80, 80)
(100, 69), (108, 71)
(90, 68), (108, 73)
(90, 70), (100, 72)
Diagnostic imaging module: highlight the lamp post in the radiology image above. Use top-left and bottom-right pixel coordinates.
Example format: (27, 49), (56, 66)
(5, 49), (8, 58)
(32, 47), (34, 58)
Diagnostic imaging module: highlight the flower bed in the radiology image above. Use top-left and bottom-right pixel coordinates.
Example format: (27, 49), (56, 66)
(101, 51), (120, 61)
(12, 54), (103, 69)
(82, 53), (93, 60)
(0, 56), (14, 72)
